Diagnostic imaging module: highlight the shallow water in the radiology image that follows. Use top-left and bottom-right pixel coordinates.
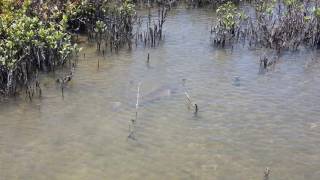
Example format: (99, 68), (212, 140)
(1, 7), (320, 180)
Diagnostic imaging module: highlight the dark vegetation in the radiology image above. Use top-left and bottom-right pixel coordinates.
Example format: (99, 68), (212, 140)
(2, 0), (320, 97)
(0, 0), (79, 96)
(73, 0), (136, 51)
(211, 0), (320, 71)
(212, 0), (320, 51)
(0, 0), (170, 97)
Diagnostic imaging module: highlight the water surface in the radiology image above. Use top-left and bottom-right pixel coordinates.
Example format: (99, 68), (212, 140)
(1, 7), (320, 180)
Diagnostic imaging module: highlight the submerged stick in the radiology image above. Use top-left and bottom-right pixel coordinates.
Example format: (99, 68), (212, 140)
(135, 82), (141, 121)
(128, 119), (136, 140)
(61, 84), (64, 99)
(183, 80), (198, 114)
(263, 167), (271, 180)
(35, 70), (42, 98)
(128, 82), (142, 140)
(184, 91), (198, 113)
(56, 64), (75, 99)
(184, 91), (192, 105)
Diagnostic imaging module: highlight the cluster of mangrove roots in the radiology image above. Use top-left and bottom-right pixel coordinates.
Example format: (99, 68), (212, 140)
(186, 0), (242, 8)
(70, 0), (171, 53)
(64, 0), (137, 52)
(133, 0), (178, 9)
(135, 6), (168, 48)
(212, 0), (320, 53)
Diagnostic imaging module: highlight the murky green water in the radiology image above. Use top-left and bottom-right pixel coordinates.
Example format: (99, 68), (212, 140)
(1, 7), (320, 180)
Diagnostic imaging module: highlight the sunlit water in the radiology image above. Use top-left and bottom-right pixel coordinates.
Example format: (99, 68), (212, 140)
(1, 7), (320, 180)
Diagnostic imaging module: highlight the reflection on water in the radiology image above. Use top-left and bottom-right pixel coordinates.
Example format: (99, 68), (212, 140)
(1, 7), (320, 180)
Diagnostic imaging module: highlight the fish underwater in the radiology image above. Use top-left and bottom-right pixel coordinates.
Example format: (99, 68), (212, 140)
(110, 84), (180, 112)
(140, 84), (179, 106)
